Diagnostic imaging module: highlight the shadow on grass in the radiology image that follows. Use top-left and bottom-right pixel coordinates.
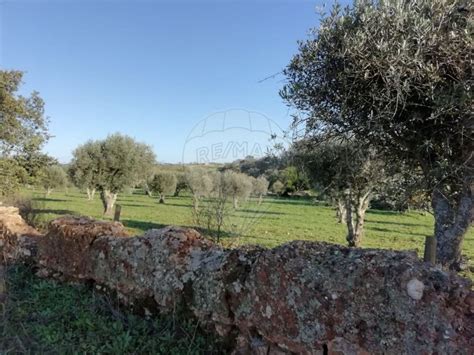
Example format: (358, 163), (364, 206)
(121, 219), (168, 232)
(32, 208), (77, 216)
(267, 198), (316, 207)
(367, 226), (426, 237)
(366, 219), (428, 228)
(238, 208), (285, 216)
(119, 203), (156, 208)
(155, 202), (190, 208)
(119, 202), (190, 208)
(33, 197), (70, 203)
(367, 209), (405, 216)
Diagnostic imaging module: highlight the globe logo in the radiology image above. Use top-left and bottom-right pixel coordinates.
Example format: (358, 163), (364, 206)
(182, 109), (287, 164)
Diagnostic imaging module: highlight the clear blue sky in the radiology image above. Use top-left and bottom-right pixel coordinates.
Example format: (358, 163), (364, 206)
(1, 0), (348, 163)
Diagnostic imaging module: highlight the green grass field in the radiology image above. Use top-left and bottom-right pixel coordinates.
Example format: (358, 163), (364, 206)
(1, 266), (225, 354)
(22, 188), (474, 268)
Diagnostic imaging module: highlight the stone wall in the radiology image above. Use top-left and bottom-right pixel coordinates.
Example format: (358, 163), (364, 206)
(1, 210), (473, 354)
(0, 206), (42, 263)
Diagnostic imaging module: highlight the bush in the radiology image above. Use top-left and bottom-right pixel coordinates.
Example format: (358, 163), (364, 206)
(271, 180), (284, 195)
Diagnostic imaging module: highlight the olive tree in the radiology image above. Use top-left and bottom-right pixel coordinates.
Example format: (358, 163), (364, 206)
(225, 171), (253, 209)
(195, 171), (233, 242)
(185, 167), (213, 211)
(252, 176), (269, 204)
(0, 70), (50, 199)
(191, 170), (268, 242)
(69, 141), (102, 200)
(39, 165), (67, 196)
(149, 172), (177, 203)
(295, 139), (386, 247)
(174, 172), (188, 197)
(70, 134), (155, 215)
(281, 0), (472, 268)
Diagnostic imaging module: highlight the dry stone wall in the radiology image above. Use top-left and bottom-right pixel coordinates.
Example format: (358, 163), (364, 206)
(1, 209), (473, 354)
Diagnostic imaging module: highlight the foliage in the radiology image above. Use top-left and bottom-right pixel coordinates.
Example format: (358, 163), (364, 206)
(193, 171), (234, 242)
(187, 170), (261, 242)
(252, 176), (269, 199)
(225, 155), (284, 178)
(39, 165), (68, 195)
(281, 0), (473, 266)
(0, 158), (27, 198)
(282, 0), (472, 183)
(13, 152), (58, 186)
(69, 134), (156, 214)
(70, 134), (155, 195)
(0, 70), (49, 156)
(293, 139), (387, 246)
(278, 166), (310, 194)
(372, 165), (430, 212)
(185, 167), (214, 209)
(149, 172), (177, 203)
(271, 180), (284, 195)
(223, 155), (312, 196)
(0, 70), (50, 197)
(96, 134), (155, 194)
(295, 140), (386, 198)
(174, 172), (188, 196)
(225, 171), (253, 209)
(1, 265), (225, 354)
(68, 140), (102, 193)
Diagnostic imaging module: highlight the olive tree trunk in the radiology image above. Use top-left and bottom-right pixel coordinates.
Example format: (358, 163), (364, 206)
(432, 181), (473, 270)
(86, 187), (96, 201)
(233, 196), (238, 209)
(100, 190), (118, 216)
(192, 196), (199, 211)
(336, 198), (347, 224)
(345, 190), (371, 247)
(159, 193), (165, 204)
(144, 183), (152, 197)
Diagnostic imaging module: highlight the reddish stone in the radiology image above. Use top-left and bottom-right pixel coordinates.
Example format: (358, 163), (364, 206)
(1, 211), (473, 354)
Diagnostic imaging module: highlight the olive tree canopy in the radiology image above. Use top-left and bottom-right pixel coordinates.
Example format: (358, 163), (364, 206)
(70, 134), (156, 215)
(149, 172), (177, 203)
(69, 140), (102, 200)
(225, 171), (253, 209)
(40, 165), (67, 196)
(281, 0), (473, 268)
(186, 167), (214, 210)
(252, 176), (269, 204)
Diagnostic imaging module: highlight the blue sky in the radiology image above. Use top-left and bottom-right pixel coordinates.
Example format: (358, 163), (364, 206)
(1, 0), (348, 163)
